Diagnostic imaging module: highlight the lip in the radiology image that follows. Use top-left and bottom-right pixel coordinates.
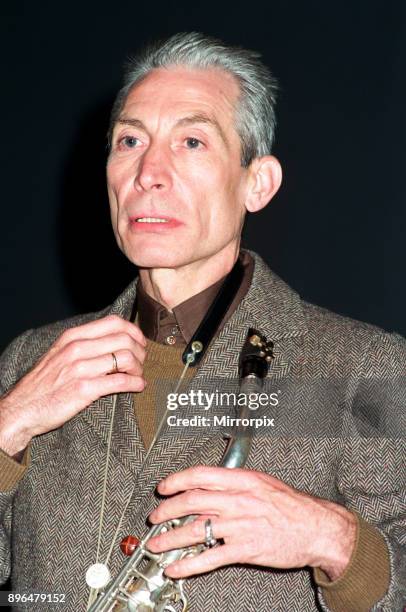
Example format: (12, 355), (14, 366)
(128, 214), (183, 232)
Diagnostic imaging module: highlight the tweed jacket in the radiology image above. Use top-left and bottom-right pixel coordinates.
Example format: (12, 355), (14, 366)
(0, 251), (405, 611)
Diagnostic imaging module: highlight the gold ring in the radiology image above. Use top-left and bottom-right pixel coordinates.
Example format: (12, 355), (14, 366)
(111, 352), (119, 374)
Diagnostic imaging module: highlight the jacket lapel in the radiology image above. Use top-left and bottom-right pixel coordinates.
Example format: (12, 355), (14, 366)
(81, 278), (146, 477)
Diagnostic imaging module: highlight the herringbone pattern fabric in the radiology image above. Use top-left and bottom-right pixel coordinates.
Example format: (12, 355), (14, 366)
(0, 251), (405, 611)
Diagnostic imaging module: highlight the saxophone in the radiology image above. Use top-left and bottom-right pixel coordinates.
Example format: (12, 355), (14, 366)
(88, 329), (273, 612)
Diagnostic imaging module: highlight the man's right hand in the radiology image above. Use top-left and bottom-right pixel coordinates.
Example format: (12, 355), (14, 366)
(0, 315), (146, 457)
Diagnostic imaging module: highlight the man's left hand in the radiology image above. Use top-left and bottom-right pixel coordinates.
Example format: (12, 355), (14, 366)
(147, 466), (356, 581)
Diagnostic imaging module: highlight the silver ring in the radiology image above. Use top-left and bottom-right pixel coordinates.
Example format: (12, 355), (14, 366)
(204, 519), (217, 548)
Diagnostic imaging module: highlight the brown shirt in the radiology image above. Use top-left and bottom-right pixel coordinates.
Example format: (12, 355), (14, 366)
(136, 250), (254, 345)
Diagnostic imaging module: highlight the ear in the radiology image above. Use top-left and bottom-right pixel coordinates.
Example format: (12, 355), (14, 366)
(244, 156), (282, 213)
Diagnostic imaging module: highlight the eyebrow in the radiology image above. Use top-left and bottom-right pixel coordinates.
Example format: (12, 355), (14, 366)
(117, 117), (146, 130)
(116, 113), (229, 147)
(175, 113), (229, 146)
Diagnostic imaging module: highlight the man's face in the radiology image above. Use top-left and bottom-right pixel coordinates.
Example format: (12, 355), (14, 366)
(107, 66), (250, 271)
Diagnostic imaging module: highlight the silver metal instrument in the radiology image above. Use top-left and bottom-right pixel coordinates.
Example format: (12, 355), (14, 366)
(88, 329), (273, 612)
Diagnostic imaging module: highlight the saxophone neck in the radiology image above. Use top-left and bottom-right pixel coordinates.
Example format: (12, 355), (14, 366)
(220, 327), (274, 470)
(220, 433), (252, 469)
(220, 374), (264, 469)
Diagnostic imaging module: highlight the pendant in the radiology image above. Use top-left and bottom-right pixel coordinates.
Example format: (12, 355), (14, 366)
(86, 563), (111, 589)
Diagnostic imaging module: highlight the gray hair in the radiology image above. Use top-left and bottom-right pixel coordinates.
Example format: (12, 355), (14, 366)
(108, 32), (278, 167)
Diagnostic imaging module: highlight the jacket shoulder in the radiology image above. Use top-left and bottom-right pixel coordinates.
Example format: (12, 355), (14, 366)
(302, 300), (387, 337)
(301, 300), (406, 375)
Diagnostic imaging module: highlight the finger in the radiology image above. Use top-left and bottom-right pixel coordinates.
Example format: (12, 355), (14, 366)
(158, 466), (286, 496)
(79, 372), (146, 402)
(60, 333), (146, 367)
(71, 349), (144, 379)
(104, 349), (143, 376)
(149, 490), (241, 524)
(148, 516), (233, 553)
(56, 314), (147, 348)
(164, 543), (242, 578)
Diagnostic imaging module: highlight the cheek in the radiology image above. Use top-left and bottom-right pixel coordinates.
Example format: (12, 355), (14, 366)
(107, 182), (117, 212)
(106, 165), (129, 240)
(106, 183), (120, 236)
(208, 175), (246, 227)
(180, 161), (245, 237)
(106, 161), (133, 206)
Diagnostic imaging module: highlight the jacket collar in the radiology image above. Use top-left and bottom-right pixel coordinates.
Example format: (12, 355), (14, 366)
(106, 249), (307, 341)
(240, 250), (307, 341)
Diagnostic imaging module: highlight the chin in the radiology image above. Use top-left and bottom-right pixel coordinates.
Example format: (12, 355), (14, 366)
(122, 244), (193, 270)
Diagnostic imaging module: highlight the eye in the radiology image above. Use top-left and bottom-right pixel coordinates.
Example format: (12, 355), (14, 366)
(119, 135), (140, 148)
(185, 137), (203, 149)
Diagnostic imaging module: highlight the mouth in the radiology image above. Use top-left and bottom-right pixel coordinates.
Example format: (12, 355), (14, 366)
(128, 214), (182, 232)
(134, 217), (169, 223)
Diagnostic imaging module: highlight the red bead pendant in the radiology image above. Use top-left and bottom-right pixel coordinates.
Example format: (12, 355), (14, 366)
(120, 535), (140, 556)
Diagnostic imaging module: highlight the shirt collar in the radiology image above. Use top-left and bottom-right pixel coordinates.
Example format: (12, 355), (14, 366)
(136, 250), (254, 346)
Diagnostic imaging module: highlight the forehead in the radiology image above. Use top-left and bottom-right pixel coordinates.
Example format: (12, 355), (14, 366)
(119, 66), (241, 134)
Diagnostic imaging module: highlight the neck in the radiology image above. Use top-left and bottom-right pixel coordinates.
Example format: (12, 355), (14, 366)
(139, 243), (240, 309)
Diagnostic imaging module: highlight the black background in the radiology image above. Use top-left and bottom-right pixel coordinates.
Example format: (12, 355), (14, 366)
(1, 0), (406, 354)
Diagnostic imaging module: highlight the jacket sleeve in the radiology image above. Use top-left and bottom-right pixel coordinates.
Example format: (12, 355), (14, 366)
(0, 330), (34, 584)
(316, 330), (406, 611)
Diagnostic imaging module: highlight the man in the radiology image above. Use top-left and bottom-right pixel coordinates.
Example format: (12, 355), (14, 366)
(0, 32), (404, 612)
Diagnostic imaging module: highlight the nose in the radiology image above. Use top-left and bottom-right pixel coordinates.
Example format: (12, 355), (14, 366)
(134, 142), (171, 193)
